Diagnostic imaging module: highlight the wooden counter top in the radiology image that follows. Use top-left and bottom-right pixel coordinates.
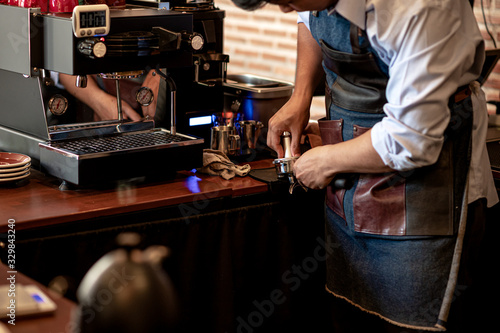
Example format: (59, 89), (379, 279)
(0, 263), (77, 333)
(2, 133), (497, 233)
(0, 159), (273, 233)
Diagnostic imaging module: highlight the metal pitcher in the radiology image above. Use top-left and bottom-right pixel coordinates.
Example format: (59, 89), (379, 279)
(238, 120), (263, 155)
(210, 125), (240, 156)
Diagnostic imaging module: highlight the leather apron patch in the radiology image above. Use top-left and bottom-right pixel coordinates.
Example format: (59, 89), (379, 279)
(318, 118), (347, 221)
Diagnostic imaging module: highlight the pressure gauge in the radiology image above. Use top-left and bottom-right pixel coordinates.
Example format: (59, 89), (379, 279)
(136, 87), (154, 106)
(48, 94), (68, 116)
(72, 5), (110, 38)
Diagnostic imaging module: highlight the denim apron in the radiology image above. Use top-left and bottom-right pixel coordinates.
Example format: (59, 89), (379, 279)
(310, 10), (473, 330)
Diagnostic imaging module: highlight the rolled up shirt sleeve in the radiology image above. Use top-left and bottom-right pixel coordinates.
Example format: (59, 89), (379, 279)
(368, 3), (484, 171)
(297, 11), (310, 29)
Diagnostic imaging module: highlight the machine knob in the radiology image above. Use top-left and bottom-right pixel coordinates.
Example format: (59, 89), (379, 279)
(181, 32), (204, 51)
(153, 27), (205, 52)
(77, 38), (107, 59)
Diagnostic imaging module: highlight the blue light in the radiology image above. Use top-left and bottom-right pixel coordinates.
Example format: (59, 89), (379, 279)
(242, 99), (254, 120)
(31, 293), (44, 303)
(184, 175), (202, 193)
(189, 116), (212, 126)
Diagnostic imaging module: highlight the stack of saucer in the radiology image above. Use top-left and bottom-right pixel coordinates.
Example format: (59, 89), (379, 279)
(0, 152), (31, 184)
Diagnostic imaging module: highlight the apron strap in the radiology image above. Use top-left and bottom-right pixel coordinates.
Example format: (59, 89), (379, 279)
(349, 23), (369, 54)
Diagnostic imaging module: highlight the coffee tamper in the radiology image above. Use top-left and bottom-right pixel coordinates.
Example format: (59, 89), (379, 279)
(272, 131), (299, 184)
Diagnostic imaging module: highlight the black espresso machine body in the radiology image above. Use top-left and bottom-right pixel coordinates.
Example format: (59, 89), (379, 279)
(0, 4), (206, 186)
(165, 2), (229, 145)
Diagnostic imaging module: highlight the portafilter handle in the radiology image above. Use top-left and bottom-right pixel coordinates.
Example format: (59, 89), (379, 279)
(274, 131), (355, 193)
(281, 131), (292, 158)
(273, 131), (298, 184)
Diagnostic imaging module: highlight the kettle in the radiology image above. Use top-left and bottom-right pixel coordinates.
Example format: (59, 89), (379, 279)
(74, 233), (178, 333)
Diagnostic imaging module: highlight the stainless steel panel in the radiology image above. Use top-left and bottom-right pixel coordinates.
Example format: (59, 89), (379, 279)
(0, 5), (42, 75)
(0, 69), (49, 140)
(223, 74), (294, 126)
(42, 15), (76, 74)
(0, 125), (44, 164)
(224, 74), (294, 99)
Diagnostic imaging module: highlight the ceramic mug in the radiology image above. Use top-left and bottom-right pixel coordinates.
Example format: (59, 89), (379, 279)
(49, 0), (77, 13)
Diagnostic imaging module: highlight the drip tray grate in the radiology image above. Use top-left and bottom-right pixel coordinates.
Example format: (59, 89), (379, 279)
(44, 130), (200, 155)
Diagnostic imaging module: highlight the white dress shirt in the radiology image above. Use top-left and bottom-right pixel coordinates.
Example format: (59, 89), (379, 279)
(298, 0), (498, 206)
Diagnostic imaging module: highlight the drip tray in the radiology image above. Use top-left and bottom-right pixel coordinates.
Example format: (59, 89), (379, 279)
(39, 129), (204, 185)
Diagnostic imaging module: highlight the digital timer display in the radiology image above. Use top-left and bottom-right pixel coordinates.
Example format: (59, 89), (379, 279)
(79, 11), (107, 29)
(72, 4), (110, 37)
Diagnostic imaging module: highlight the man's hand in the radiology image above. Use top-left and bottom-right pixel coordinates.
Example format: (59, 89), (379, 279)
(293, 145), (335, 189)
(267, 22), (325, 158)
(267, 96), (311, 158)
(294, 130), (393, 189)
(59, 73), (142, 121)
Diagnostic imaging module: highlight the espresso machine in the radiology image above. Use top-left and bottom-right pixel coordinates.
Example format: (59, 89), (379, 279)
(0, 3), (218, 186)
(166, 0), (229, 144)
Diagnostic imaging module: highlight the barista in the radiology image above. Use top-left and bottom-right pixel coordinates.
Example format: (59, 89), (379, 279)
(58, 69), (162, 122)
(231, 0), (497, 332)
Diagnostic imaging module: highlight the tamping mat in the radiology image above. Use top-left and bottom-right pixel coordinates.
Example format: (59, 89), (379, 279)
(249, 167), (294, 193)
(249, 167), (279, 183)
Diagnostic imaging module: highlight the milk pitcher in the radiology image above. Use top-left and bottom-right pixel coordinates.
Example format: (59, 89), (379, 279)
(210, 126), (240, 156)
(238, 120), (263, 155)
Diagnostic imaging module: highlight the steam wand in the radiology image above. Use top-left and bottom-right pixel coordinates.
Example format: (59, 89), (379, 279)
(155, 69), (177, 135)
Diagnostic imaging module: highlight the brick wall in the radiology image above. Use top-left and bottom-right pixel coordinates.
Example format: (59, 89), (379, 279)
(217, 0), (500, 116)
(216, 0), (326, 119)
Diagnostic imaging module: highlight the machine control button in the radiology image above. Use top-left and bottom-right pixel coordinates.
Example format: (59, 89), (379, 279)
(95, 28), (106, 35)
(93, 42), (107, 58)
(181, 32), (204, 51)
(77, 38), (107, 58)
(191, 34), (204, 51)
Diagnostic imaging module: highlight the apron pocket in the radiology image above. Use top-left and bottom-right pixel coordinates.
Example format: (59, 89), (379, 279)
(353, 172), (407, 235)
(319, 118), (347, 221)
(351, 124), (407, 235)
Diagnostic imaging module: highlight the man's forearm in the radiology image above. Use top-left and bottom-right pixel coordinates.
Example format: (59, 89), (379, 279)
(58, 73), (104, 111)
(292, 22), (325, 107)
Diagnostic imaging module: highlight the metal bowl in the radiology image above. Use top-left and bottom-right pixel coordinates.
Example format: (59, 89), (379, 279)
(272, 156), (298, 179)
